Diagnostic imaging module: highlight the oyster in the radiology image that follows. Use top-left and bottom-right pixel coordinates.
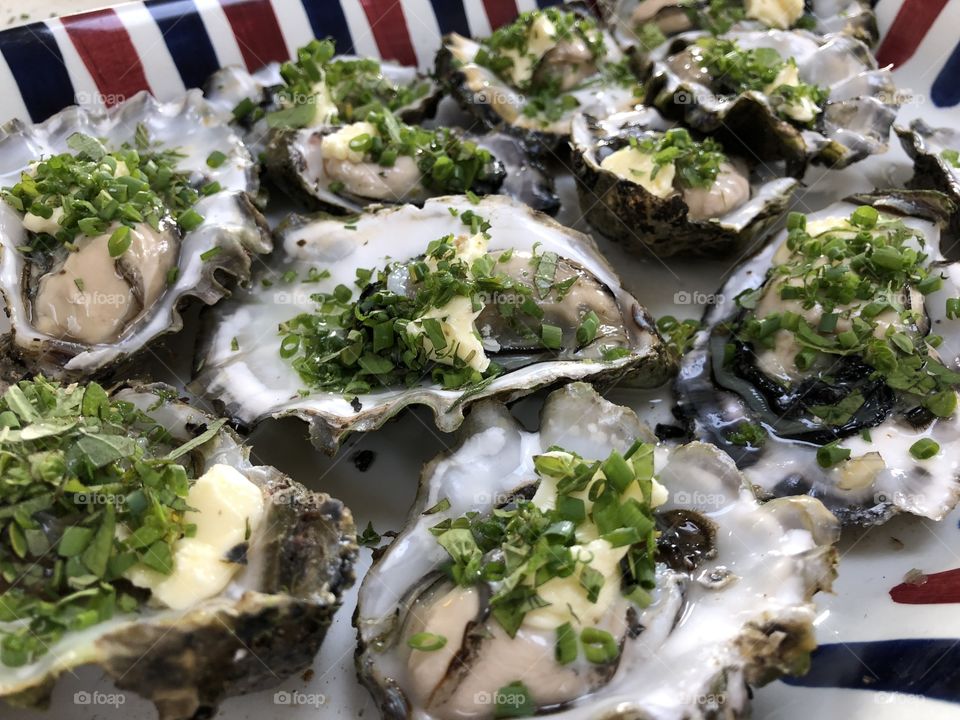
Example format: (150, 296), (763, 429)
(205, 39), (441, 159)
(897, 120), (960, 240)
(570, 108), (798, 256)
(641, 29), (900, 174)
(263, 114), (506, 213)
(677, 191), (960, 525)
(0, 377), (356, 719)
(355, 382), (838, 719)
(192, 195), (671, 453)
(0, 90), (271, 380)
(435, 7), (642, 150)
(603, 0), (878, 49)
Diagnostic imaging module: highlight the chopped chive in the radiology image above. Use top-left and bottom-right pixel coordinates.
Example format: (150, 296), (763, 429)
(406, 632), (447, 651)
(909, 438), (940, 460)
(555, 622), (577, 665)
(107, 225), (132, 257)
(580, 627), (618, 664)
(206, 150), (228, 168)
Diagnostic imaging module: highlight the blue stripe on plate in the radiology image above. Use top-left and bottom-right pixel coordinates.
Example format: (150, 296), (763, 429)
(300, 0), (354, 54)
(147, 0), (220, 91)
(931, 40), (960, 107)
(782, 639), (960, 703)
(429, 0), (470, 35)
(0, 22), (74, 123)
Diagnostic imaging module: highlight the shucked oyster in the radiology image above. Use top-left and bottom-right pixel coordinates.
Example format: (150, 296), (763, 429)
(355, 382), (839, 719)
(192, 195), (671, 453)
(0, 91), (271, 380)
(677, 191), (960, 525)
(642, 29), (899, 174)
(571, 108), (797, 257)
(0, 377), (356, 719)
(603, 0), (878, 50)
(435, 8), (642, 149)
(897, 120), (960, 239)
(263, 111), (508, 213)
(205, 39), (441, 160)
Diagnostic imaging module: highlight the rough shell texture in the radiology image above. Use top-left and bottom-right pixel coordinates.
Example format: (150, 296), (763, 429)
(355, 382), (838, 719)
(642, 29), (900, 175)
(897, 120), (960, 241)
(0, 385), (357, 720)
(0, 91), (272, 381)
(676, 192), (960, 525)
(570, 109), (798, 257)
(191, 195), (673, 454)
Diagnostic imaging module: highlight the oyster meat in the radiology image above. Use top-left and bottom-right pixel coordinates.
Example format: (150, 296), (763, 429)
(571, 107), (798, 257)
(641, 28), (900, 174)
(604, 0), (878, 50)
(677, 191), (960, 525)
(435, 8), (642, 149)
(355, 382), (838, 719)
(192, 195), (671, 453)
(897, 120), (960, 240)
(0, 91), (271, 380)
(0, 377), (356, 719)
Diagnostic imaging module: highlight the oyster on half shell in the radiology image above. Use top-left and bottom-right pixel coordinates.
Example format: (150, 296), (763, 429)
(677, 191), (960, 525)
(642, 29), (900, 174)
(192, 195), (671, 453)
(355, 382), (838, 719)
(0, 91), (271, 380)
(570, 108), (798, 257)
(603, 0), (878, 50)
(435, 7), (642, 151)
(0, 379), (356, 720)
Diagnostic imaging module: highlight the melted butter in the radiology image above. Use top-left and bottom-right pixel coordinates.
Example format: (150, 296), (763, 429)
(744, 0), (804, 29)
(408, 295), (490, 372)
(600, 146), (676, 198)
(765, 62), (820, 123)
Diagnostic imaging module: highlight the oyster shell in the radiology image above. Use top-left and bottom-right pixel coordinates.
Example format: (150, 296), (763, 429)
(897, 120), (960, 240)
(570, 108), (798, 257)
(355, 382), (838, 719)
(435, 8), (641, 150)
(0, 379), (356, 720)
(641, 29), (900, 174)
(603, 0), (878, 49)
(0, 90), (271, 380)
(191, 195), (672, 453)
(676, 191), (960, 525)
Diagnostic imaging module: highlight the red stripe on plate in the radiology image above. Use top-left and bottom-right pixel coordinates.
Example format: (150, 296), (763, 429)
(61, 9), (150, 106)
(359, 0), (417, 66)
(876, 0), (949, 68)
(220, 0), (289, 71)
(482, 0), (520, 31)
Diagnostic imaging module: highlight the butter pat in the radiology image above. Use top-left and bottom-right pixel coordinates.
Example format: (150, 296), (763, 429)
(311, 76), (340, 126)
(522, 538), (628, 630)
(409, 295), (490, 372)
(22, 206), (64, 235)
(503, 13), (558, 86)
(744, 0), (804, 29)
(600, 146), (676, 199)
(125, 463), (265, 611)
(765, 63), (820, 123)
(321, 121), (379, 163)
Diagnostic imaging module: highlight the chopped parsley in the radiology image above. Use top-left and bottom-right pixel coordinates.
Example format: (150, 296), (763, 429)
(695, 37), (828, 125)
(427, 442), (659, 658)
(942, 148), (960, 168)
(261, 38), (431, 129)
(331, 109), (500, 196)
(1, 129), (204, 259)
(0, 378), (218, 668)
(628, 128), (726, 189)
(656, 315), (700, 357)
